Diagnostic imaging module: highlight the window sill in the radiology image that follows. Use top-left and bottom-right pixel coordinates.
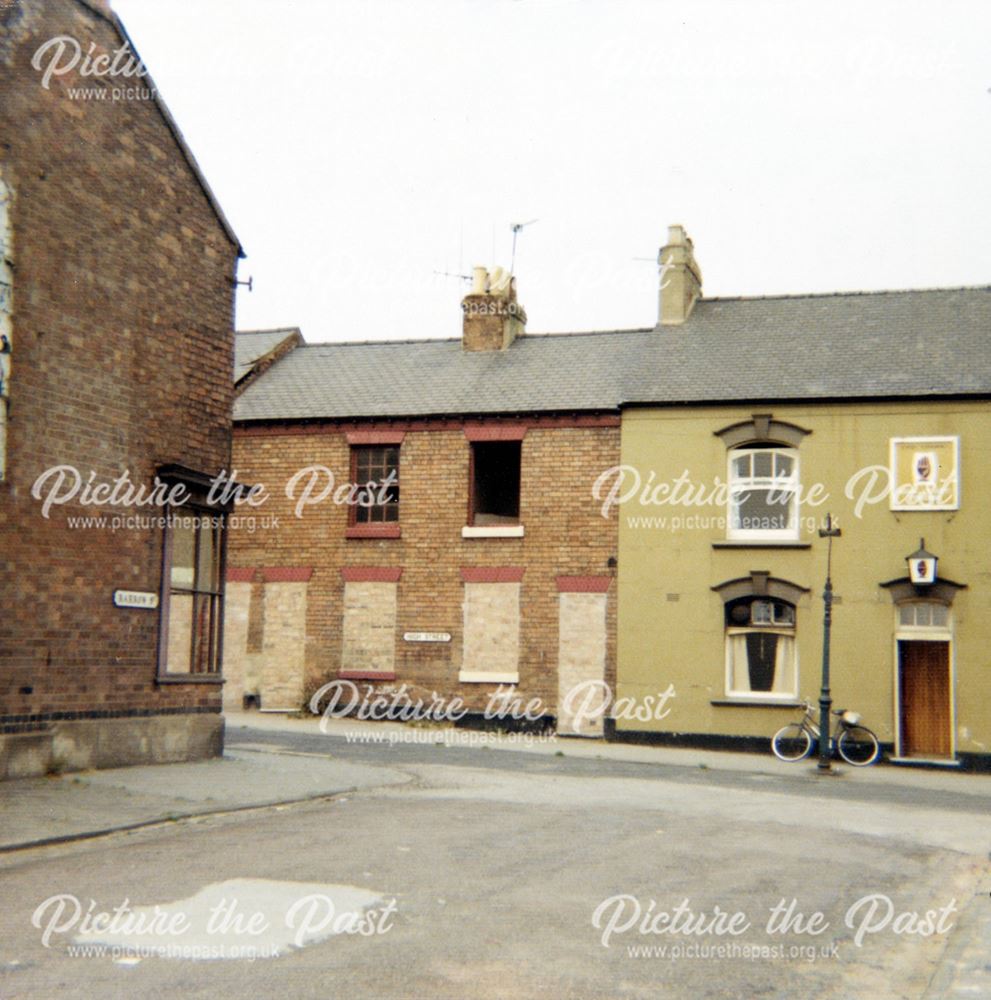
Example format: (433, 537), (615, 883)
(157, 674), (225, 685)
(710, 698), (803, 708)
(462, 525), (525, 539)
(458, 671), (519, 684)
(712, 541), (811, 550)
(346, 524), (401, 539)
(338, 671), (397, 682)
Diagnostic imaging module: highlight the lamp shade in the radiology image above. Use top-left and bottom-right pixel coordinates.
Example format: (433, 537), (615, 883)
(907, 538), (937, 586)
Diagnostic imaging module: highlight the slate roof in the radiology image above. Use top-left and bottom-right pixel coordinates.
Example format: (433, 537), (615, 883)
(234, 329), (302, 384)
(233, 287), (991, 422)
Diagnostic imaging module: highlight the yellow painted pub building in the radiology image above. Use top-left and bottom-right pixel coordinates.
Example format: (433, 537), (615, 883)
(613, 228), (991, 769)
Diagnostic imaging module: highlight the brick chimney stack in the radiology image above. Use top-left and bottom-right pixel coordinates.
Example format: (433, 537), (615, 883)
(658, 224), (702, 325)
(461, 266), (527, 351)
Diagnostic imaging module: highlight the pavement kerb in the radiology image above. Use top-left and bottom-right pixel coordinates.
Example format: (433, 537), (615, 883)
(0, 785), (360, 855)
(225, 710), (991, 798)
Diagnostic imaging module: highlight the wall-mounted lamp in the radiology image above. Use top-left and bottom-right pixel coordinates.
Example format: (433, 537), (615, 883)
(907, 538), (937, 586)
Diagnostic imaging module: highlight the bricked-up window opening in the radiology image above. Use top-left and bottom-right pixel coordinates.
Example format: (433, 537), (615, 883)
(470, 441), (521, 526)
(724, 596), (796, 698)
(351, 446), (400, 524)
(162, 511), (223, 674)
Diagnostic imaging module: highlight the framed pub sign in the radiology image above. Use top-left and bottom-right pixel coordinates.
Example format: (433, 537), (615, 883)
(889, 436), (960, 511)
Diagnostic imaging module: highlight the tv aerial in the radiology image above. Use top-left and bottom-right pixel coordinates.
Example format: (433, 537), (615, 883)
(510, 219), (538, 276)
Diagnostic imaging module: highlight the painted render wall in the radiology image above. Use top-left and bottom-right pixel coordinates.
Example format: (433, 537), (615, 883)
(615, 401), (991, 760)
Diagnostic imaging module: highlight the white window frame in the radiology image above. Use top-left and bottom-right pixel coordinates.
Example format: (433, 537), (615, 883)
(724, 598), (798, 701)
(895, 600), (951, 636)
(727, 446), (800, 541)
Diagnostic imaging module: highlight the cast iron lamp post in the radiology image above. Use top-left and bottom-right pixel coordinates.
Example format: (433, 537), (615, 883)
(817, 513), (841, 772)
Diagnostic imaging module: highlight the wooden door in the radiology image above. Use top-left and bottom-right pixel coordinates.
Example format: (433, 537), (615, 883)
(898, 641), (951, 758)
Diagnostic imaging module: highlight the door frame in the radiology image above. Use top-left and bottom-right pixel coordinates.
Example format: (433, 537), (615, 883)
(892, 615), (955, 760)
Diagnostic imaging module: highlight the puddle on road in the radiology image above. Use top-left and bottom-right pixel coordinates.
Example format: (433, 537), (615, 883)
(68, 878), (394, 961)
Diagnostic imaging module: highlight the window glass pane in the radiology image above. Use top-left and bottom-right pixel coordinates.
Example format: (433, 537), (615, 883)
(930, 604), (948, 627)
(734, 487), (793, 532)
(745, 631), (778, 691)
(197, 520), (217, 593)
(775, 453), (794, 477)
(170, 515), (196, 589)
(190, 593), (215, 673)
(353, 446), (400, 523)
(165, 593), (193, 673)
(733, 454), (750, 478)
(773, 602), (795, 626)
(753, 451), (773, 477)
(751, 600), (773, 624)
(727, 629), (796, 696)
(899, 605), (914, 627)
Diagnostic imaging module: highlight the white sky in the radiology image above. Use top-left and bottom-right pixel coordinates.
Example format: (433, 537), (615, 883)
(112, 0), (991, 343)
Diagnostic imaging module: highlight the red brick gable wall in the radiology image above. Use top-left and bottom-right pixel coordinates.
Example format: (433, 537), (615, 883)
(0, 0), (238, 727)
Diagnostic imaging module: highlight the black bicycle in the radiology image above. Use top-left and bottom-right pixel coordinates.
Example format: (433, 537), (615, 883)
(771, 700), (880, 766)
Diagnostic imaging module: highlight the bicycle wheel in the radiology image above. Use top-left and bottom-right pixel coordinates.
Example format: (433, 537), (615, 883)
(837, 725), (880, 766)
(772, 724), (813, 762)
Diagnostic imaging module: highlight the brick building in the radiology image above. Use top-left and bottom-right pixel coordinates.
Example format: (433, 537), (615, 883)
(0, 0), (243, 776)
(226, 268), (623, 733)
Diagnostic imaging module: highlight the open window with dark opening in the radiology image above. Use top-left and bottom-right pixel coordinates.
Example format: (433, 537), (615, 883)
(470, 441), (521, 526)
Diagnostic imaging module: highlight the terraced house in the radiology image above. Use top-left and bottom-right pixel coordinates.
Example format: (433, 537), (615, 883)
(225, 268), (625, 734)
(614, 231), (991, 770)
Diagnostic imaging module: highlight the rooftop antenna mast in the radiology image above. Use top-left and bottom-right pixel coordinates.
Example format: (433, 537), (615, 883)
(433, 269), (472, 284)
(510, 219), (538, 277)
(434, 224), (473, 285)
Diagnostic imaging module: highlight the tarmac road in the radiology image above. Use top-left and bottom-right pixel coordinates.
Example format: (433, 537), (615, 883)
(0, 713), (987, 999)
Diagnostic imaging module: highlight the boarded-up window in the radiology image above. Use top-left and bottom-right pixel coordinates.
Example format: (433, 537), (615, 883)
(342, 581), (398, 674)
(557, 591), (607, 736)
(460, 582), (520, 680)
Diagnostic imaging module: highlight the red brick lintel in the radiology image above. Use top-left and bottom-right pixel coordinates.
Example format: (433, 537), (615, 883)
(341, 567), (403, 583)
(235, 414), (620, 437)
(460, 567), (525, 583)
(556, 575), (612, 593)
(463, 423), (527, 442)
(344, 429), (407, 445)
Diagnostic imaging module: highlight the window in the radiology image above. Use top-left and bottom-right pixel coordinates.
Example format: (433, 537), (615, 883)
(470, 441), (521, 526)
(728, 446), (799, 540)
(161, 509), (224, 675)
(725, 596), (797, 699)
(351, 446), (400, 524)
(898, 602), (949, 630)
(459, 568), (523, 683)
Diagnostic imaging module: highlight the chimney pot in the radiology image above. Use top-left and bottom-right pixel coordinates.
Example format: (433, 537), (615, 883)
(659, 224), (702, 326)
